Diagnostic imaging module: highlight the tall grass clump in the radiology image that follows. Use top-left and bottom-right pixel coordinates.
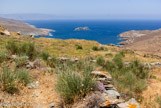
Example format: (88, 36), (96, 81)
(6, 40), (38, 60)
(15, 56), (28, 67)
(56, 61), (96, 103)
(0, 67), (32, 94)
(96, 56), (105, 66)
(0, 51), (7, 63)
(40, 51), (50, 61)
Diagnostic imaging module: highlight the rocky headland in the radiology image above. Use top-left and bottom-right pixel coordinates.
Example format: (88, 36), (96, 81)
(119, 29), (161, 56)
(0, 17), (53, 36)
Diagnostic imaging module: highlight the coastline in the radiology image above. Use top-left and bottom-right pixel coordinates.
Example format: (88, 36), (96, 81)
(0, 17), (53, 36)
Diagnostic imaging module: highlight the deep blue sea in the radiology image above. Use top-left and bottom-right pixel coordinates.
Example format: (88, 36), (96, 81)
(25, 20), (161, 45)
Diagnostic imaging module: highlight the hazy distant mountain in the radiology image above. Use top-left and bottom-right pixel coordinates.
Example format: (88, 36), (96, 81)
(0, 14), (60, 20)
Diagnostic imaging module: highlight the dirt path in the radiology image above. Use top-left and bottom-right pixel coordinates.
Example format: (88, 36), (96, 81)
(29, 71), (60, 108)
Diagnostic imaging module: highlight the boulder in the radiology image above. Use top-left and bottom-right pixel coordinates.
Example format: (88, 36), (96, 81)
(0, 30), (10, 36)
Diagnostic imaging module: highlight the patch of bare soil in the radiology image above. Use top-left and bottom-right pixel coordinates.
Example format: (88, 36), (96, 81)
(0, 69), (60, 108)
(141, 68), (161, 108)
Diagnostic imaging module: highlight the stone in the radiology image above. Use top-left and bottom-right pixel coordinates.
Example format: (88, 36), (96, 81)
(124, 62), (131, 66)
(56, 57), (69, 62)
(27, 81), (39, 89)
(117, 98), (140, 108)
(91, 71), (112, 80)
(104, 90), (120, 99)
(104, 84), (113, 88)
(71, 58), (79, 62)
(0, 30), (10, 36)
(49, 102), (55, 108)
(33, 59), (42, 69)
(11, 55), (17, 60)
(26, 62), (34, 69)
(17, 32), (21, 35)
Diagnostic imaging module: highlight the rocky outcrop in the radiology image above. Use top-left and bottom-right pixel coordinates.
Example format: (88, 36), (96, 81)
(74, 27), (90, 31)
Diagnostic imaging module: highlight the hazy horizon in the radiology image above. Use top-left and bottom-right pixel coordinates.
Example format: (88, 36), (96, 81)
(1, 0), (161, 20)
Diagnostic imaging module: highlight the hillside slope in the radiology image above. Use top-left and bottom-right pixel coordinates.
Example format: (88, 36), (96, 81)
(119, 29), (161, 56)
(0, 17), (52, 36)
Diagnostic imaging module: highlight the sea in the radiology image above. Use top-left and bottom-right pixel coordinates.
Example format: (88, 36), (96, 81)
(24, 20), (161, 45)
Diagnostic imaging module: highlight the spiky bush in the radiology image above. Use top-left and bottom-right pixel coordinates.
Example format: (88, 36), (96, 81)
(0, 51), (7, 63)
(56, 61), (96, 103)
(96, 56), (105, 66)
(15, 56), (28, 67)
(40, 51), (50, 61)
(0, 67), (32, 94)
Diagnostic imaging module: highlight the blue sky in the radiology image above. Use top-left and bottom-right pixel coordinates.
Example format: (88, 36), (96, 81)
(1, 0), (161, 20)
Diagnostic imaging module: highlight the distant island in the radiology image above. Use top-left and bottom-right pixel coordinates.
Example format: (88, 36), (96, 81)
(74, 27), (90, 31)
(0, 17), (53, 36)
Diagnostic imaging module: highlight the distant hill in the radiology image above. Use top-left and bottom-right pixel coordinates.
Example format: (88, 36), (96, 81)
(0, 17), (52, 36)
(119, 29), (161, 56)
(0, 14), (60, 20)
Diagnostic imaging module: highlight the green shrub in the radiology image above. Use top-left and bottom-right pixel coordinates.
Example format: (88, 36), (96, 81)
(47, 57), (57, 68)
(16, 68), (32, 86)
(15, 56), (28, 67)
(6, 41), (18, 55)
(99, 47), (104, 50)
(92, 46), (99, 51)
(6, 40), (38, 60)
(112, 53), (123, 69)
(0, 51), (7, 63)
(75, 44), (83, 50)
(56, 61), (96, 103)
(96, 56), (105, 66)
(0, 67), (18, 94)
(0, 67), (32, 94)
(103, 52), (149, 100)
(105, 53), (113, 57)
(41, 51), (50, 61)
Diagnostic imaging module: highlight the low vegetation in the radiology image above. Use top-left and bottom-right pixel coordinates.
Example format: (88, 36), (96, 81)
(6, 40), (38, 60)
(75, 44), (83, 50)
(99, 53), (149, 101)
(56, 60), (96, 103)
(0, 67), (32, 94)
(155, 96), (161, 108)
